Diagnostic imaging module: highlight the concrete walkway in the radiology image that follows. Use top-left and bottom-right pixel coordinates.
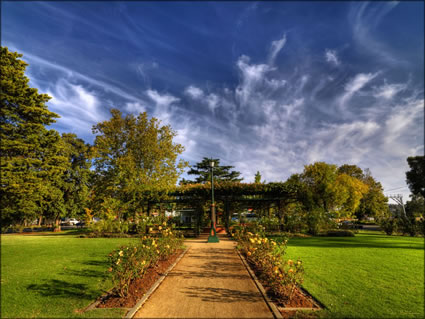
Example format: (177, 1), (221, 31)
(134, 234), (274, 318)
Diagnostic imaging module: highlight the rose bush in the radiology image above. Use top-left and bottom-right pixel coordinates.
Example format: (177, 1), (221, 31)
(108, 222), (184, 297)
(233, 227), (304, 302)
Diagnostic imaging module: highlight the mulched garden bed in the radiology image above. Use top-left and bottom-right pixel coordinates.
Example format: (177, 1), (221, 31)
(96, 249), (183, 309)
(245, 258), (322, 318)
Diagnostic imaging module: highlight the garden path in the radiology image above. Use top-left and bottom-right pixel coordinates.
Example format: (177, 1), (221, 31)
(133, 233), (274, 318)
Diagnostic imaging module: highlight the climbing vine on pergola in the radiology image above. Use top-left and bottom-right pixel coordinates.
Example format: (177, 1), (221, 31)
(150, 182), (299, 232)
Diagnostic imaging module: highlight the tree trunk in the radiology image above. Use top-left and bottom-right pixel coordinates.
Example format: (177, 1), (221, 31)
(38, 216), (43, 226)
(54, 218), (61, 232)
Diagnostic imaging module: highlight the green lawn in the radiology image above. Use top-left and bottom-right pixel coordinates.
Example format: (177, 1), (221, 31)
(1, 230), (138, 318)
(276, 231), (424, 318)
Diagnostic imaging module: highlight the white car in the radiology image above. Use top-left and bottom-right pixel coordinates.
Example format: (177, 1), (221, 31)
(65, 218), (80, 226)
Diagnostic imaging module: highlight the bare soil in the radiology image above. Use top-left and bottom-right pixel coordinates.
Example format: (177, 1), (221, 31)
(97, 249), (183, 309)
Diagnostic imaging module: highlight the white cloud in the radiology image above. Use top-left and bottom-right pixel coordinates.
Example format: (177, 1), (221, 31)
(268, 34), (287, 64)
(325, 49), (340, 66)
(373, 82), (406, 100)
(236, 55), (274, 106)
(349, 2), (401, 64)
(146, 89), (179, 107)
(125, 102), (146, 114)
(19, 50), (141, 102)
(185, 85), (204, 99)
(339, 72), (379, 108)
(45, 80), (108, 141)
(206, 94), (220, 113)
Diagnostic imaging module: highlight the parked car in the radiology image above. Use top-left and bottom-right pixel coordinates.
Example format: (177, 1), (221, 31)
(63, 218), (80, 226)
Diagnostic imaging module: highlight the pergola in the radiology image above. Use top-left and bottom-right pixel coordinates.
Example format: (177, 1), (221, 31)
(150, 182), (299, 235)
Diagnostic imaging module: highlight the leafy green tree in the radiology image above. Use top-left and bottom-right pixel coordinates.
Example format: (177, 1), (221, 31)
(406, 156), (425, 197)
(183, 157), (243, 184)
(405, 194), (425, 217)
(254, 171), (262, 183)
(60, 133), (93, 220)
(337, 164), (365, 180)
(92, 109), (187, 219)
(0, 47), (62, 228)
(355, 173), (389, 220)
(334, 173), (369, 216)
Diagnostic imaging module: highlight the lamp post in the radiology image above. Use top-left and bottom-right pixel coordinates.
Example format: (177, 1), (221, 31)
(207, 159), (219, 243)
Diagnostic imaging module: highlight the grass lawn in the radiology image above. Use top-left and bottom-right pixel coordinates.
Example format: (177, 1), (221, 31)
(275, 231), (424, 318)
(1, 230), (138, 318)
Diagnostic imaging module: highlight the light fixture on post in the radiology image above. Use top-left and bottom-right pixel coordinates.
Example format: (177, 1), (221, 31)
(207, 158), (219, 243)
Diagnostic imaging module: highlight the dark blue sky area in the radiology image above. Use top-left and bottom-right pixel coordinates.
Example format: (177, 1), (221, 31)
(2, 1), (424, 199)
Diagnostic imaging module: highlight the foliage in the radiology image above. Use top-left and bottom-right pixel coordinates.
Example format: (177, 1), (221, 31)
(92, 109), (188, 218)
(181, 157), (243, 184)
(323, 230), (355, 237)
(258, 216), (280, 232)
(234, 227), (304, 302)
(254, 171), (262, 184)
(406, 156), (425, 197)
(0, 47), (70, 228)
(60, 133), (93, 219)
(379, 218), (398, 236)
(355, 172), (389, 220)
(107, 222), (184, 297)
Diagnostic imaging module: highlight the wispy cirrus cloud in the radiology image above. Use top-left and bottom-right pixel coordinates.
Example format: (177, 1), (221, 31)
(268, 34), (287, 65)
(325, 49), (340, 66)
(349, 1), (402, 64)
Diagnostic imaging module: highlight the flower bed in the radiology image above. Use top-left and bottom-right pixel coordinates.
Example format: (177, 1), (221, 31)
(107, 222), (184, 298)
(232, 227), (304, 303)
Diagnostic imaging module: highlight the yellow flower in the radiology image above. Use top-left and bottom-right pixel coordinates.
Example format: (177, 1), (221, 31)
(156, 250), (160, 254)
(249, 238), (255, 244)
(273, 266), (278, 272)
(141, 260), (146, 265)
(116, 259), (121, 265)
(247, 251), (252, 256)
(158, 226), (162, 230)
(119, 251), (124, 256)
(297, 261), (302, 266)
(149, 228), (153, 232)
(288, 259), (293, 265)
(288, 268), (294, 273)
(272, 241), (276, 246)
(279, 273), (283, 278)
(163, 222), (167, 226)
(166, 245), (170, 249)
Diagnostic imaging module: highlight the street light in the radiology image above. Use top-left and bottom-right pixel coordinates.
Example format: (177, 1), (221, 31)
(207, 159), (219, 243)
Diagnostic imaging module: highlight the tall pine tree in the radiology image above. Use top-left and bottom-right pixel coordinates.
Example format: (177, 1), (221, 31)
(181, 157), (243, 184)
(0, 47), (66, 228)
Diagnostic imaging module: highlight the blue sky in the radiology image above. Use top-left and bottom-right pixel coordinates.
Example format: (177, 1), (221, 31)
(3, 1), (424, 200)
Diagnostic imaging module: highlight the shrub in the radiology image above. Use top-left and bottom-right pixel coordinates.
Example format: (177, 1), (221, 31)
(107, 221), (184, 297)
(323, 230), (355, 237)
(379, 218), (398, 236)
(233, 227), (304, 302)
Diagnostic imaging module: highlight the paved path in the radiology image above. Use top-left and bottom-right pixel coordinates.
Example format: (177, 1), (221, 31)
(134, 234), (274, 318)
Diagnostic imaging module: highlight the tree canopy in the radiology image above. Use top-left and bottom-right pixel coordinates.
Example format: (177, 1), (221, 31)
(0, 47), (65, 227)
(406, 156), (425, 197)
(181, 157), (243, 184)
(92, 109), (188, 218)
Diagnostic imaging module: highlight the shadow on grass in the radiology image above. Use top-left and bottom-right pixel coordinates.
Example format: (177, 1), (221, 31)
(27, 279), (100, 300)
(270, 235), (424, 250)
(17, 229), (92, 237)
